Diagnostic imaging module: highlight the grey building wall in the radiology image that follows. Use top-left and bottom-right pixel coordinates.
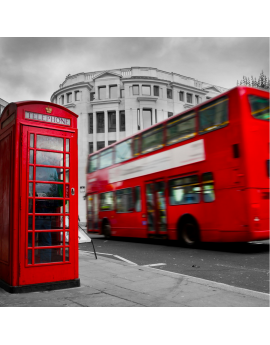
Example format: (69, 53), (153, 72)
(51, 67), (227, 222)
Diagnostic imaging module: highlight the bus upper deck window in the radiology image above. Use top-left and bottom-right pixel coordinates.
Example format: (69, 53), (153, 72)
(99, 148), (113, 170)
(248, 95), (270, 120)
(199, 97), (229, 134)
(133, 136), (141, 157)
(167, 112), (196, 146)
(89, 155), (98, 173)
(141, 125), (163, 155)
(115, 139), (132, 164)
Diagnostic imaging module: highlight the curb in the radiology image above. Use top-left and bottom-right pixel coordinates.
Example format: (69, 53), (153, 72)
(79, 250), (270, 301)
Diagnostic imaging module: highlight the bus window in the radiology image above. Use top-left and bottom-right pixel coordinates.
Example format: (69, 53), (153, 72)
(141, 125), (163, 155)
(199, 97), (228, 134)
(202, 172), (215, 202)
(100, 192), (114, 211)
(167, 112), (196, 146)
(116, 188), (134, 213)
(115, 139), (132, 164)
(99, 148), (113, 170)
(134, 186), (141, 212)
(169, 175), (200, 205)
(133, 136), (141, 157)
(88, 154), (98, 173)
(248, 95), (269, 120)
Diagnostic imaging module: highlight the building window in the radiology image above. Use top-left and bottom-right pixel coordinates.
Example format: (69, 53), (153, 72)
(99, 86), (106, 100)
(89, 113), (93, 134)
(90, 92), (95, 101)
(154, 86), (159, 97)
(110, 85), (117, 99)
(61, 95), (64, 105)
(108, 140), (116, 146)
(195, 95), (199, 104)
(142, 85), (151, 96)
(97, 112), (105, 133)
(142, 109), (152, 129)
(108, 111), (116, 132)
(168, 112), (173, 118)
(137, 109), (140, 130)
(167, 89), (172, 99)
(120, 89), (125, 98)
(133, 85), (139, 95)
(187, 93), (193, 104)
(67, 93), (72, 103)
(89, 142), (93, 154)
(179, 91), (184, 102)
(75, 91), (80, 101)
(155, 109), (157, 123)
(97, 141), (105, 150)
(120, 111), (125, 131)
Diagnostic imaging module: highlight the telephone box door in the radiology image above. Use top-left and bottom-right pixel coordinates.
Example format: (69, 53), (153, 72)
(19, 126), (77, 285)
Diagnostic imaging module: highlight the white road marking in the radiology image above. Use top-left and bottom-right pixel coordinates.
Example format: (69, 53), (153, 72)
(114, 255), (137, 265)
(143, 263), (167, 267)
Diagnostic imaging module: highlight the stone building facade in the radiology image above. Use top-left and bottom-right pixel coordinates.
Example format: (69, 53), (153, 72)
(0, 98), (8, 117)
(50, 67), (227, 222)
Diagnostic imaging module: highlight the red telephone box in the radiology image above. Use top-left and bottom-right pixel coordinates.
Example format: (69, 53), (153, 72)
(0, 101), (80, 293)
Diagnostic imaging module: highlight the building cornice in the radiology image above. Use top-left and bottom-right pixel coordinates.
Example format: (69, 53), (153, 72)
(93, 71), (122, 80)
(50, 82), (93, 101)
(137, 96), (158, 102)
(122, 77), (169, 86)
(90, 99), (121, 106)
(183, 104), (194, 109)
(64, 103), (76, 109)
(170, 82), (208, 94)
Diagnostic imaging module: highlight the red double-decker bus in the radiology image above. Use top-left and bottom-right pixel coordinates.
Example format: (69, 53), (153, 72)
(86, 86), (269, 246)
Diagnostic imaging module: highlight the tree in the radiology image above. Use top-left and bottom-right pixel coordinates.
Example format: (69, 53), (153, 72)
(237, 70), (269, 90)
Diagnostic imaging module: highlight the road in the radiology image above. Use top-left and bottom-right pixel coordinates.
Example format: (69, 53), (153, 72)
(79, 233), (269, 294)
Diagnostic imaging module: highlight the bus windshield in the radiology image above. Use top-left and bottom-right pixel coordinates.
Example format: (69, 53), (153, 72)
(249, 95), (270, 121)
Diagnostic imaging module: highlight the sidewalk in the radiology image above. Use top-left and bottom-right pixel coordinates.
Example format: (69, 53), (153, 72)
(0, 249), (269, 307)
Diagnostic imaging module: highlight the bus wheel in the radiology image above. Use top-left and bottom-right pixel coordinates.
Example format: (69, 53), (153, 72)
(102, 221), (111, 239)
(179, 218), (199, 247)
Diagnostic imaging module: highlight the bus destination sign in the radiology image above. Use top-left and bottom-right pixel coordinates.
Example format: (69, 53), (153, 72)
(25, 111), (71, 126)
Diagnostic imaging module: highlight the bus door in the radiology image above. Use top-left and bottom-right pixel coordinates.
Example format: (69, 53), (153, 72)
(87, 193), (99, 232)
(145, 180), (167, 236)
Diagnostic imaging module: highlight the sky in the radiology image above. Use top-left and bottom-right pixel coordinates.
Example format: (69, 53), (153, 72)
(0, 37), (269, 104)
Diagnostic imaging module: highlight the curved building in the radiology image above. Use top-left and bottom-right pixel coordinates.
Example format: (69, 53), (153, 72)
(0, 98), (8, 116)
(50, 66), (227, 222)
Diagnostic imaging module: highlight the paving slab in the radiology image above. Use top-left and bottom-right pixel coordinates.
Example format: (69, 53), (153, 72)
(0, 250), (268, 307)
